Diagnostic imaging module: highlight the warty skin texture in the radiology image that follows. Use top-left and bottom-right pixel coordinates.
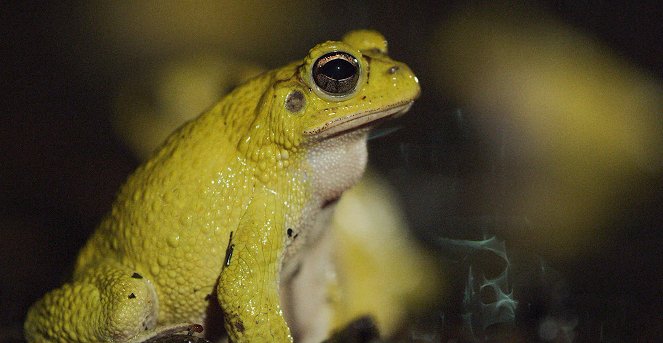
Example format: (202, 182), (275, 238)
(25, 30), (420, 343)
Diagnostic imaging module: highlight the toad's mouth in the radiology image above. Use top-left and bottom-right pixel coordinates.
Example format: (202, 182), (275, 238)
(303, 100), (414, 140)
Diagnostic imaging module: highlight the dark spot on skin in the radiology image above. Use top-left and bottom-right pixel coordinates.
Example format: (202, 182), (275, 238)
(128, 293), (136, 299)
(188, 324), (204, 334)
(287, 228), (293, 237)
(224, 232), (234, 267)
(131, 272), (143, 279)
(225, 244), (235, 267)
(234, 320), (245, 333)
(293, 233), (299, 239)
(285, 90), (305, 112)
(361, 95), (367, 100)
(193, 288), (199, 293)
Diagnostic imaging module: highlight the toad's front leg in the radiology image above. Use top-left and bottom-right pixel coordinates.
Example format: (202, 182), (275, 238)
(217, 188), (292, 343)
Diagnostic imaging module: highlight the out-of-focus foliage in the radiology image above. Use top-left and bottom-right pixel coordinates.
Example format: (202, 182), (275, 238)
(83, 1), (320, 62)
(430, 4), (663, 258)
(113, 55), (263, 159)
(332, 171), (443, 337)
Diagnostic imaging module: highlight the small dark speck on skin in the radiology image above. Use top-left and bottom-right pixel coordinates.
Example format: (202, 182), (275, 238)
(361, 95), (367, 100)
(131, 272), (143, 279)
(225, 244), (235, 267)
(234, 320), (245, 333)
(287, 228), (293, 237)
(224, 231), (234, 267)
(188, 324), (204, 334)
(128, 293), (136, 299)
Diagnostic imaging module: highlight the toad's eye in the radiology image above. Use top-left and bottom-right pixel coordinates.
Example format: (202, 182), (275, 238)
(313, 52), (360, 95)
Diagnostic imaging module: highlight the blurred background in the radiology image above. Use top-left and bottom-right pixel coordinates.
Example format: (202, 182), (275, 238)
(1, 1), (662, 342)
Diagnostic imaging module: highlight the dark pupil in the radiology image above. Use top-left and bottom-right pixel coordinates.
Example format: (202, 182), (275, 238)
(320, 59), (356, 80)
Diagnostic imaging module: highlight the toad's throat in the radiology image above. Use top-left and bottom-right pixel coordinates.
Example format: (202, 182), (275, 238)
(304, 101), (414, 140)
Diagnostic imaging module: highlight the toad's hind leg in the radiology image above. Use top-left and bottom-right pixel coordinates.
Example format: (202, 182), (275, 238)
(24, 260), (159, 343)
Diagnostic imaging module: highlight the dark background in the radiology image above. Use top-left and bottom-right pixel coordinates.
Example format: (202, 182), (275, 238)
(2, 1), (662, 342)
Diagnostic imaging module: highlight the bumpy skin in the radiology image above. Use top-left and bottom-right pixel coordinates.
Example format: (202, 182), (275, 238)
(25, 30), (420, 343)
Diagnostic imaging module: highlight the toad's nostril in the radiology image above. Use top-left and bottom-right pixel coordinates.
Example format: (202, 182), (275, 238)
(388, 65), (399, 74)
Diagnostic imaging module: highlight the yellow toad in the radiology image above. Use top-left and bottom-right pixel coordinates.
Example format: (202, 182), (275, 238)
(25, 30), (420, 342)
